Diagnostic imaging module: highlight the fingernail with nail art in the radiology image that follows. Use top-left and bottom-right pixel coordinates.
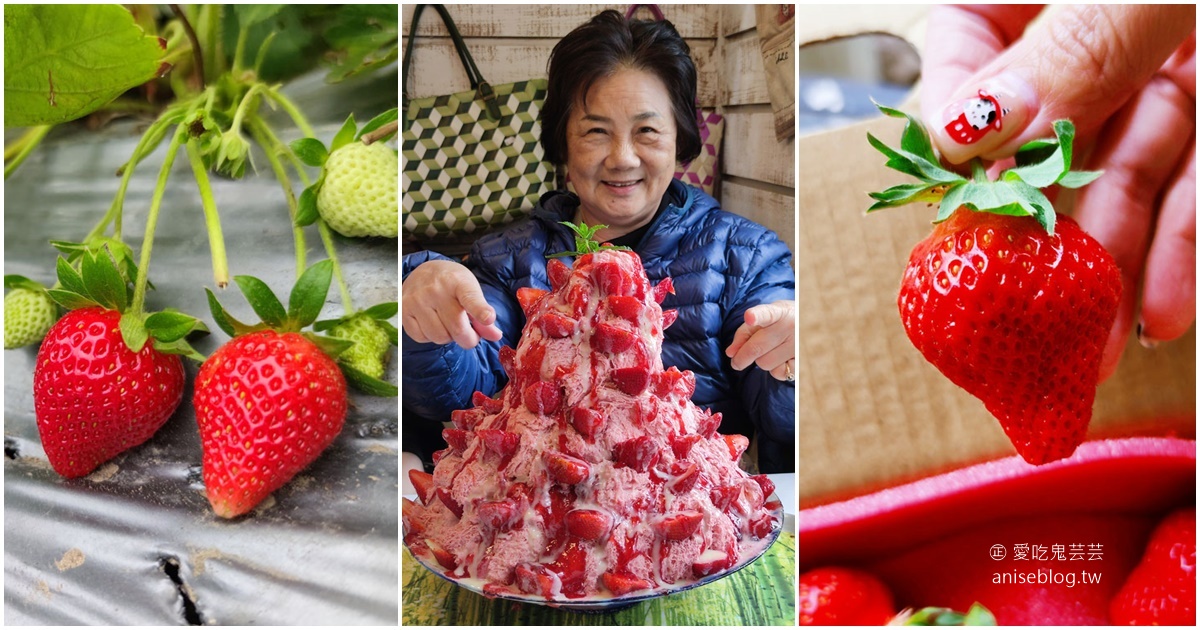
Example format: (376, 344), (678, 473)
(935, 75), (1036, 164)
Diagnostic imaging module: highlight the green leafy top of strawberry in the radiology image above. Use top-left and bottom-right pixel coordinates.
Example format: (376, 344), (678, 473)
(866, 103), (1103, 235)
(549, 222), (633, 258)
(205, 258), (353, 360)
(290, 108), (398, 228)
(900, 603), (997, 626)
(45, 243), (207, 360)
(313, 301), (399, 397)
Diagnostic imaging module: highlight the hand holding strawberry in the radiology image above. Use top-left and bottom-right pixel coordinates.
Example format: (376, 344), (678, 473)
(868, 105), (1120, 465)
(196, 260), (352, 518)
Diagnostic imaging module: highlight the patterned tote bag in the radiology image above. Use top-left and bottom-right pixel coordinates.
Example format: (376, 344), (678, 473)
(402, 5), (553, 242)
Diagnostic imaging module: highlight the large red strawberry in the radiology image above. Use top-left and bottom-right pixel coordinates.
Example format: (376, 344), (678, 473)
(799, 566), (896, 625)
(196, 260), (350, 518)
(32, 245), (204, 478)
(870, 108), (1119, 465)
(1110, 508), (1196, 625)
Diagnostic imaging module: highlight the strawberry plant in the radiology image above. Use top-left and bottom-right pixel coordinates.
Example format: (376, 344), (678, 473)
(868, 104), (1120, 465)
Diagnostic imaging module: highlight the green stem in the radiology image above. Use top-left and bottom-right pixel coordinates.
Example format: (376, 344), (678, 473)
(230, 83), (265, 135)
(131, 126), (186, 315)
(231, 19), (248, 75)
(185, 139), (229, 287)
(970, 158), (988, 182)
(317, 219), (354, 314)
(248, 118), (306, 278)
(263, 87), (317, 138)
(4, 125), (51, 180)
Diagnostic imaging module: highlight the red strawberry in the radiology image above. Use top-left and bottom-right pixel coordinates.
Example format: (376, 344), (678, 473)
(565, 509), (613, 541)
(402, 497), (424, 536)
(477, 429), (520, 459)
(450, 407), (486, 430)
(671, 434), (702, 460)
(516, 287), (548, 316)
(499, 345), (517, 374)
(749, 513), (775, 539)
(602, 571), (654, 596)
(710, 485), (740, 512)
(515, 563), (558, 598)
(750, 474), (776, 499)
(472, 390), (504, 413)
(798, 566), (896, 625)
(592, 322), (635, 353)
(426, 539), (458, 571)
(408, 469), (435, 504)
(667, 460), (699, 493)
(724, 434), (749, 461)
(613, 436), (660, 472)
(696, 409), (722, 437)
(569, 406), (604, 440)
(1110, 508), (1196, 625)
(661, 308), (678, 330)
(652, 366), (695, 398)
(653, 511), (703, 540)
(546, 258), (571, 290)
(607, 295), (642, 322)
(539, 312), (577, 338)
(431, 448), (449, 465)
(546, 452), (591, 485)
(194, 329), (347, 518)
(566, 283), (590, 318)
(652, 277), (674, 304)
(611, 366), (650, 395)
(692, 538), (737, 577)
(596, 262), (633, 297)
(442, 428), (470, 452)
(871, 111), (1120, 466)
(436, 487), (463, 519)
(523, 381), (562, 415)
(33, 307), (185, 478)
(477, 498), (521, 531)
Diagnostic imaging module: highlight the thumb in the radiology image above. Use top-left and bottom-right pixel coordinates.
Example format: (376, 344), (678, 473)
(924, 4), (1195, 165)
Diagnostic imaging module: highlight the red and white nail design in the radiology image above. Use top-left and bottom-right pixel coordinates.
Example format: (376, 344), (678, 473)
(934, 75), (1035, 165)
(943, 90), (1011, 145)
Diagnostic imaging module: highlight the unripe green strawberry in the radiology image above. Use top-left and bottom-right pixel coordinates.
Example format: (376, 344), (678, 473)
(5, 287), (56, 349)
(329, 313), (390, 378)
(317, 142), (398, 238)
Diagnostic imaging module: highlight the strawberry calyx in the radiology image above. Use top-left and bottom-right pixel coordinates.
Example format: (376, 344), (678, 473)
(205, 258), (354, 360)
(866, 102), (1103, 235)
(313, 301), (399, 397)
(548, 221), (633, 258)
(45, 243), (207, 360)
(896, 602), (997, 626)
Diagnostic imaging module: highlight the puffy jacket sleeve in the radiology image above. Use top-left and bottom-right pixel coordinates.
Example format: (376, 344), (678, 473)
(718, 222), (796, 471)
(400, 249), (521, 424)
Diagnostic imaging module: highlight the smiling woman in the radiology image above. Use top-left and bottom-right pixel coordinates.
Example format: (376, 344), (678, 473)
(402, 8), (796, 474)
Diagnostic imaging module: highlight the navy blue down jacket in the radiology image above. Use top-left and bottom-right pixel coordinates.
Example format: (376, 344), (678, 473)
(402, 180), (795, 472)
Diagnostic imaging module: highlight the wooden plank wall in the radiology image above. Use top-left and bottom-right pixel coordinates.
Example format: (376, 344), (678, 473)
(401, 4), (796, 256)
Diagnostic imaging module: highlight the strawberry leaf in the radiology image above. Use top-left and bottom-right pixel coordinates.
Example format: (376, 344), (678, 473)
(302, 332), (354, 359)
(81, 248), (128, 312)
(867, 183), (948, 212)
(287, 259), (333, 329)
(296, 183), (320, 226)
(290, 137), (329, 168)
(46, 289), (95, 311)
(379, 320), (398, 346)
(3, 274), (44, 292)
(1057, 169), (1104, 189)
(330, 114), (357, 152)
(937, 179), (1055, 233)
(340, 362), (398, 397)
(151, 337), (207, 362)
(233, 275), (288, 328)
(875, 101), (942, 166)
(54, 257), (87, 296)
(119, 311), (150, 353)
(361, 301), (398, 320)
(357, 108), (398, 141)
(1003, 120), (1077, 188)
(144, 309), (209, 343)
(205, 288), (265, 338)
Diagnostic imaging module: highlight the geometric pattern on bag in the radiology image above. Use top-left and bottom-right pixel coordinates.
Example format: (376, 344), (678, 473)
(402, 78), (553, 239)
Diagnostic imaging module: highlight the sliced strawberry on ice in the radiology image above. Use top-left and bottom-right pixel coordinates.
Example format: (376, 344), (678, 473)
(710, 485), (740, 512)
(593, 322), (635, 353)
(653, 366), (695, 397)
(596, 261), (633, 297)
(442, 428), (470, 452)
(662, 309), (678, 330)
(408, 469), (435, 505)
(569, 406), (605, 440)
(523, 381), (563, 415)
(402, 497), (424, 535)
(436, 487), (463, 518)
(653, 511), (704, 540)
(607, 295), (642, 322)
(692, 539), (737, 577)
(516, 342), (546, 384)
(602, 571), (654, 597)
(548, 541), (590, 597)
(431, 448), (449, 465)
(736, 478), (766, 514)
(516, 287), (549, 316)
(724, 434), (750, 461)
(667, 460), (700, 493)
(478, 429), (520, 459)
(547, 258), (571, 290)
(565, 509), (613, 541)
(471, 390), (504, 414)
(749, 513), (776, 539)
(546, 452), (591, 485)
(696, 409), (723, 437)
(613, 436), (661, 472)
(478, 498), (522, 531)
(450, 407), (486, 431)
(750, 474), (776, 499)
(567, 283), (590, 319)
(499, 345), (517, 374)
(612, 366), (651, 395)
(426, 539), (458, 570)
(539, 312), (577, 338)
(515, 563), (559, 598)
(671, 434), (703, 460)
(652, 277), (675, 304)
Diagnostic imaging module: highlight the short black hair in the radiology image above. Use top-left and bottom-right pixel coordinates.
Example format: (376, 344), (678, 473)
(541, 10), (701, 166)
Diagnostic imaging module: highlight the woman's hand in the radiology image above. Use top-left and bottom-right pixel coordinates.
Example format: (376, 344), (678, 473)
(401, 260), (504, 349)
(726, 300), (796, 382)
(921, 4), (1196, 381)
